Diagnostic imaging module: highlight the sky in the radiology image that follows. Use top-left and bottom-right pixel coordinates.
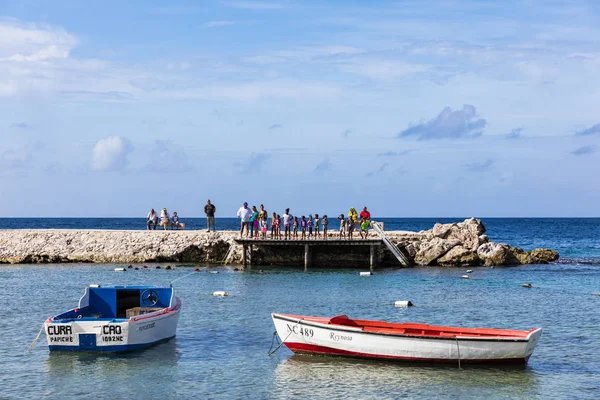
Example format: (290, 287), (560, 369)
(0, 0), (599, 217)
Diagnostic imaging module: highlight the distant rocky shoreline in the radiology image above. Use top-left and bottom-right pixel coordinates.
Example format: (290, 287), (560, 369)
(0, 218), (558, 267)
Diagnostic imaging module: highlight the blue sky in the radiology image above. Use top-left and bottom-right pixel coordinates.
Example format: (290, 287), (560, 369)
(1, 0), (599, 217)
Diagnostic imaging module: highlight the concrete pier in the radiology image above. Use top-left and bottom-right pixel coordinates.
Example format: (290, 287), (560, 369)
(235, 239), (383, 269)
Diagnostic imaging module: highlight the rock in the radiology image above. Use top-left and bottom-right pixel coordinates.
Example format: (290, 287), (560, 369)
(402, 242), (419, 258)
(476, 242), (559, 266)
(478, 234), (489, 245)
(437, 246), (481, 266)
(432, 223), (455, 239)
(429, 218), (486, 251)
(528, 248), (559, 264)
(477, 242), (520, 266)
(414, 237), (460, 266)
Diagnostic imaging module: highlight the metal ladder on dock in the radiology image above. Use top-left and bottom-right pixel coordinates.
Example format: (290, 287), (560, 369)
(223, 241), (238, 265)
(371, 221), (410, 267)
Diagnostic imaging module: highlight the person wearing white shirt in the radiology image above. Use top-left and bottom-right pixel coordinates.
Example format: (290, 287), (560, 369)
(282, 208), (293, 240)
(237, 202), (252, 238)
(147, 208), (158, 230)
(160, 208), (170, 230)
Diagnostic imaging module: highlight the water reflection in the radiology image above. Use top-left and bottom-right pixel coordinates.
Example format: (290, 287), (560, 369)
(272, 355), (539, 399)
(43, 338), (182, 396)
(45, 339), (180, 373)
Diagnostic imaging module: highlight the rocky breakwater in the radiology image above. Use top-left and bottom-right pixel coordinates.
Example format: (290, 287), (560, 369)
(387, 218), (559, 267)
(0, 219), (559, 267)
(0, 230), (244, 264)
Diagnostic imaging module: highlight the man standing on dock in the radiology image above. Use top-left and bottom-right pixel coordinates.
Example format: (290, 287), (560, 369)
(204, 199), (216, 232)
(237, 202), (252, 238)
(360, 206), (371, 221)
(283, 208), (292, 240)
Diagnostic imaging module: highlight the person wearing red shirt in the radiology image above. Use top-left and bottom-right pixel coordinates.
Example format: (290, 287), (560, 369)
(360, 206), (371, 221)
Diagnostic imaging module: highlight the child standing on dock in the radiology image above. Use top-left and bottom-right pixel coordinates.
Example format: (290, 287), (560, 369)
(270, 212), (277, 239)
(301, 216), (307, 239)
(307, 215), (314, 239)
(314, 214), (320, 239)
(347, 216), (355, 240)
(249, 206), (259, 238)
(338, 214), (346, 239)
(276, 214), (282, 239)
(359, 218), (370, 239)
(322, 215), (328, 239)
(260, 219), (268, 239)
(293, 216), (299, 239)
(259, 205), (268, 239)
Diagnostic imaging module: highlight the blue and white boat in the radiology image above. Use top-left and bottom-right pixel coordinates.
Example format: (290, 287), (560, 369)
(44, 285), (181, 352)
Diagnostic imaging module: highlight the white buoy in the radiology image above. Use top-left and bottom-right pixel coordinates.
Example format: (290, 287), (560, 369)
(394, 300), (414, 307)
(212, 291), (228, 296)
(209, 271), (219, 274)
(114, 267), (126, 272)
(461, 275), (470, 279)
(466, 269), (473, 273)
(359, 271), (373, 276)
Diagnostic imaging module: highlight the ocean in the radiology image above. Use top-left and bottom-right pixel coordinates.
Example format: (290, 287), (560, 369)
(1, 218), (599, 399)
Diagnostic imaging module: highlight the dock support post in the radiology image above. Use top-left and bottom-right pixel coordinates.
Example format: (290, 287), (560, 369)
(304, 244), (311, 271)
(249, 244), (253, 268)
(370, 244), (375, 269)
(243, 244), (248, 268)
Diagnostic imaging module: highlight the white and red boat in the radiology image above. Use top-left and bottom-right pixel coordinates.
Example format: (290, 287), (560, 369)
(272, 313), (542, 364)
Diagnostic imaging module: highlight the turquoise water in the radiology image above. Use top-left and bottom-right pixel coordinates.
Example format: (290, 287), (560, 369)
(2, 263), (599, 399)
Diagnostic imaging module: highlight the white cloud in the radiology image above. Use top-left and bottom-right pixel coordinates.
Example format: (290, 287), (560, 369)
(399, 105), (487, 140)
(0, 20), (77, 62)
(91, 136), (133, 171)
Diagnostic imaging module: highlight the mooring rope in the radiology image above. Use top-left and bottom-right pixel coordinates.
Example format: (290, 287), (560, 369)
(455, 336), (462, 369)
(267, 331), (280, 355)
(169, 270), (199, 285)
(268, 318), (304, 356)
(27, 320), (48, 353)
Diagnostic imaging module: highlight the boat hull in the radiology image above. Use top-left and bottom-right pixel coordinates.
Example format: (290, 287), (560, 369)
(45, 299), (181, 353)
(272, 313), (542, 364)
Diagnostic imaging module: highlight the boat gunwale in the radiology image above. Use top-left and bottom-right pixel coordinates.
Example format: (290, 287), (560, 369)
(273, 313), (539, 342)
(48, 296), (181, 324)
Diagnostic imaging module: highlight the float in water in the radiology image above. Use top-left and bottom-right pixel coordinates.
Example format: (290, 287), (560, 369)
(44, 285), (181, 352)
(272, 313), (542, 364)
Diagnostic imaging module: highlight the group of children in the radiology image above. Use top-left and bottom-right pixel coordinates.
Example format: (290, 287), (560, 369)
(263, 212), (330, 240)
(337, 214), (371, 239)
(245, 205), (370, 240)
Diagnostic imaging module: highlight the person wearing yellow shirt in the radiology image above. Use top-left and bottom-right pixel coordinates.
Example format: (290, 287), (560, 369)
(348, 207), (358, 229)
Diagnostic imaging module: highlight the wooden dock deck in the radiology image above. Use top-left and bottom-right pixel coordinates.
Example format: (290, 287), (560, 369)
(234, 238), (384, 269)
